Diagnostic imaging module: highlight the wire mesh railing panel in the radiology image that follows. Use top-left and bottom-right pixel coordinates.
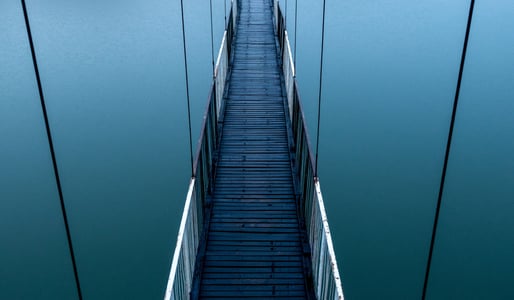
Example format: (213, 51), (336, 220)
(164, 179), (198, 300)
(214, 32), (228, 119)
(282, 32), (295, 120)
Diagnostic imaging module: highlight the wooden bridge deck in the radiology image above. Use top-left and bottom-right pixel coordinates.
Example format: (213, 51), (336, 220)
(196, 0), (314, 298)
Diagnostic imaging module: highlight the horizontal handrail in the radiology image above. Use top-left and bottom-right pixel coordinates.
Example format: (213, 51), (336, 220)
(273, 0), (344, 299)
(164, 1), (238, 299)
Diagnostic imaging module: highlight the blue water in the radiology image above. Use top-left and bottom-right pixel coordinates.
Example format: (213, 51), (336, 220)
(1, 0), (513, 299)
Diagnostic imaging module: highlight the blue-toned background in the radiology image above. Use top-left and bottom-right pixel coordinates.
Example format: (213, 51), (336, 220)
(1, 0), (513, 299)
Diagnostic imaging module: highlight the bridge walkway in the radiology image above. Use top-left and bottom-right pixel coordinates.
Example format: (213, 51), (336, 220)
(196, 0), (314, 298)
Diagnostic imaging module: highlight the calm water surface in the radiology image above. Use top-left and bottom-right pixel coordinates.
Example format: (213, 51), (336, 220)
(1, 0), (513, 299)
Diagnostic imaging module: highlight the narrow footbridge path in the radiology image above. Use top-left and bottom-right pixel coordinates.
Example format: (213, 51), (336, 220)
(198, 0), (314, 298)
(165, 0), (343, 299)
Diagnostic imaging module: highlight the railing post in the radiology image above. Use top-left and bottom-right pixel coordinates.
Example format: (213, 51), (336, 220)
(274, 0), (279, 33)
(232, 0), (238, 34)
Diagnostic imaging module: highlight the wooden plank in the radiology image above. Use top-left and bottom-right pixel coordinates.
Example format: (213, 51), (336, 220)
(201, 278), (305, 285)
(200, 290), (306, 298)
(203, 260), (303, 268)
(202, 267), (304, 274)
(200, 288), (306, 295)
(201, 272), (304, 279)
(206, 240), (301, 247)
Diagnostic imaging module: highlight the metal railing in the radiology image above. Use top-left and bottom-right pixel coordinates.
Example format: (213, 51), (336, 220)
(215, 0), (237, 119)
(273, 1), (345, 299)
(164, 1), (237, 299)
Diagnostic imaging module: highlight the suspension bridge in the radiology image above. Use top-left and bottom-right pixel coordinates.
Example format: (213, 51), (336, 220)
(14, 0), (497, 298)
(164, 0), (342, 298)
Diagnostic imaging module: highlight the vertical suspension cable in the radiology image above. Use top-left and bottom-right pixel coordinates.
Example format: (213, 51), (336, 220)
(179, 0), (194, 177)
(421, 1), (475, 299)
(293, 0), (298, 67)
(314, 0), (327, 178)
(224, 0), (227, 27)
(20, 1), (83, 299)
(285, 0), (288, 27)
(209, 0), (215, 75)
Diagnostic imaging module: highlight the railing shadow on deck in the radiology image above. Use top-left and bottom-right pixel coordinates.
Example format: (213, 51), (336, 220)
(163, 1), (237, 299)
(274, 1), (344, 299)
